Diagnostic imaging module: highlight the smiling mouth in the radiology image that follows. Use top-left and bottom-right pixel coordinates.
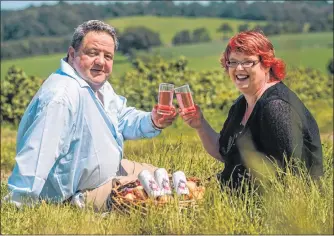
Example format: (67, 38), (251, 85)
(236, 75), (249, 81)
(91, 69), (103, 73)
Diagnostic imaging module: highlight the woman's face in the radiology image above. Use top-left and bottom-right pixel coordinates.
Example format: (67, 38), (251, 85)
(227, 51), (270, 96)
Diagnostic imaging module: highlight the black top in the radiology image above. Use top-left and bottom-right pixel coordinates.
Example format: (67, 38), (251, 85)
(218, 82), (323, 187)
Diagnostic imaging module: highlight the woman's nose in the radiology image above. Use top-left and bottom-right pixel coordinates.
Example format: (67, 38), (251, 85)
(236, 63), (244, 70)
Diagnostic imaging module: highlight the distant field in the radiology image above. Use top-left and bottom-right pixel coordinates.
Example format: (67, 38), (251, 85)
(269, 32), (333, 50)
(150, 32), (333, 73)
(1, 52), (131, 81)
(155, 46), (333, 74)
(1, 32), (332, 81)
(107, 16), (265, 45)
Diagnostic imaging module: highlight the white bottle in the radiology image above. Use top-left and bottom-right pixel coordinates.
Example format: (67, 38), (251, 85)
(154, 168), (172, 195)
(172, 171), (190, 196)
(138, 169), (163, 198)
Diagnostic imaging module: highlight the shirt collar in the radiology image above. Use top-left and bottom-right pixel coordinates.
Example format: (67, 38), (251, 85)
(60, 58), (91, 88)
(59, 58), (111, 98)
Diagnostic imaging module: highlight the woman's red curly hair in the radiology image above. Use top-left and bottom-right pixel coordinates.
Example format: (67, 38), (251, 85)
(220, 30), (286, 81)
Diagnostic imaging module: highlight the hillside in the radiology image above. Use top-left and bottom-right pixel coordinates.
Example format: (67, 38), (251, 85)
(1, 52), (130, 81)
(106, 16), (266, 45)
(1, 31), (332, 81)
(148, 32), (333, 73)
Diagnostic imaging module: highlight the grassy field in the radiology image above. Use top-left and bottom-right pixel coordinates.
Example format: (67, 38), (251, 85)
(107, 16), (266, 45)
(150, 32), (333, 73)
(0, 52), (131, 81)
(1, 32), (332, 81)
(1, 121), (333, 234)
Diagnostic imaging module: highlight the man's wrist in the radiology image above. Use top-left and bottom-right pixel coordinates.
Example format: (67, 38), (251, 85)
(150, 115), (163, 131)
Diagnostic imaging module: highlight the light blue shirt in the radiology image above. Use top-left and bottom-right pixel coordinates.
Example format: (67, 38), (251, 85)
(6, 58), (161, 207)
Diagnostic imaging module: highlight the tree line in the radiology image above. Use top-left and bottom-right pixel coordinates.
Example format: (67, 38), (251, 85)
(1, 1), (333, 60)
(1, 19), (332, 60)
(2, 1), (332, 42)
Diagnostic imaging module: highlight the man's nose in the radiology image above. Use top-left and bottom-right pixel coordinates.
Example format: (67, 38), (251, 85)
(95, 55), (105, 65)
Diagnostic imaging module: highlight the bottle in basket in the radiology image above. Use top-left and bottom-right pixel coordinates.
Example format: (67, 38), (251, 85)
(154, 168), (172, 195)
(172, 171), (190, 196)
(138, 170), (163, 198)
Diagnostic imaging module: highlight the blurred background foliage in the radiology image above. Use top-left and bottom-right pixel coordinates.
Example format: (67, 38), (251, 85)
(1, 0), (333, 141)
(1, 1), (333, 59)
(2, 56), (332, 132)
(1, 0), (332, 132)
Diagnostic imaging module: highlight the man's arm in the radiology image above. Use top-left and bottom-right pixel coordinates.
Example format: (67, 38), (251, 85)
(115, 95), (161, 140)
(6, 99), (74, 207)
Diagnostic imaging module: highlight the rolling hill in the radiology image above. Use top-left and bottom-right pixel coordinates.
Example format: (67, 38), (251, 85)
(106, 16), (266, 45)
(1, 15), (332, 81)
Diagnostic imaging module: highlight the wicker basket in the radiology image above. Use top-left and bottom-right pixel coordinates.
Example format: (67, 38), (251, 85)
(107, 177), (205, 215)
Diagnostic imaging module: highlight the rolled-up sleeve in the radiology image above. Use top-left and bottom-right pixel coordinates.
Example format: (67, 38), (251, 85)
(116, 95), (161, 140)
(6, 99), (74, 207)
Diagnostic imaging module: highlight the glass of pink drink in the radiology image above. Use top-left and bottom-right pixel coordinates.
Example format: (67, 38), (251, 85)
(175, 84), (195, 112)
(157, 83), (174, 115)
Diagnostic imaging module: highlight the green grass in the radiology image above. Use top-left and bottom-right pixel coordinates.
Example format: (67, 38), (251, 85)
(150, 32), (333, 74)
(1, 52), (132, 81)
(269, 32), (333, 50)
(1, 124), (333, 234)
(150, 31), (333, 55)
(107, 16), (266, 45)
(181, 47), (333, 74)
(276, 48), (333, 72)
(1, 31), (332, 81)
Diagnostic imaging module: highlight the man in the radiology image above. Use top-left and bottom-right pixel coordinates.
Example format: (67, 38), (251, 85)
(6, 20), (177, 211)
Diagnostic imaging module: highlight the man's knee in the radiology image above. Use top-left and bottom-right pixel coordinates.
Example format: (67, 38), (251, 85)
(121, 159), (158, 176)
(84, 159), (158, 212)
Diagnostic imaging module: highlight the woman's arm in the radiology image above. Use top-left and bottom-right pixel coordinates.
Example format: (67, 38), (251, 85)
(196, 118), (224, 161)
(179, 105), (224, 162)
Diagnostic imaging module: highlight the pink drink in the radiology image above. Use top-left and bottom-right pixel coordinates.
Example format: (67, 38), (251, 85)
(176, 92), (195, 112)
(158, 91), (174, 115)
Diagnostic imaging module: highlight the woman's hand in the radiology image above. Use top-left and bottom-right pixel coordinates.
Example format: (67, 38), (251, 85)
(178, 104), (204, 130)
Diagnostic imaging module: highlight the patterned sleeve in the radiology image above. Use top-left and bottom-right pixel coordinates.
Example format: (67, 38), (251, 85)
(259, 99), (303, 165)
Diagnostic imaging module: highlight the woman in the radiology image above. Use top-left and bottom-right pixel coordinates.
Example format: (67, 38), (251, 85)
(179, 30), (323, 189)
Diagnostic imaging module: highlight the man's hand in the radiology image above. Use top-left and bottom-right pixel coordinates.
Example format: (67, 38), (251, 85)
(178, 104), (204, 130)
(151, 104), (178, 129)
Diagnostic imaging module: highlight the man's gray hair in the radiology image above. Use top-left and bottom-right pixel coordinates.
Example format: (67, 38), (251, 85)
(70, 20), (119, 51)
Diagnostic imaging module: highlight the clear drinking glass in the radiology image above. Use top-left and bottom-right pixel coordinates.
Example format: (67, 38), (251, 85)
(157, 83), (174, 115)
(174, 84), (195, 112)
